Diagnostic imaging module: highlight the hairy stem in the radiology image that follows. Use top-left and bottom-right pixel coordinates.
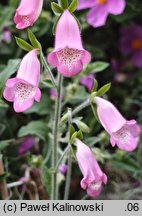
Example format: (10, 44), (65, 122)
(72, 98), (90, 116)
(61, 98), (90, 124)
(63, 150), (72, 200)
(51, 74), (63, 200)
(41, 52), (57, 88)
(63, 108), (72, 200)
(56, 145), (70, 170)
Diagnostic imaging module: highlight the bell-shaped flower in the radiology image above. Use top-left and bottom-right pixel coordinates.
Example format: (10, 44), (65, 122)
(3, 49), (41, 113)
(48, 10), (91, 77)
(94, 96), (141, 152)
(14, 0), (43, 29)
(75, 139), (107, 197)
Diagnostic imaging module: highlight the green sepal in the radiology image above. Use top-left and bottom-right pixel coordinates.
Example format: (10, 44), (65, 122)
(51, 2), (63, 14)
(52, 16), (60, 35)
(27, 29), (42, 50)
(92, 79), (98, 92)
(71, 13), (81, 30)
(70, 130), (83, 144)
(60, 0), (68, 9)
(15, 37), (34, 51)
(68, 0), (78, 13)
(96, 83), (111, 97)
(90, 102), (100, 123)
(69, 125), (76, 138)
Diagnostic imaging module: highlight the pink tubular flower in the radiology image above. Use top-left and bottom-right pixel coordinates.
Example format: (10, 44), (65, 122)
(75, 139), (107, 197)
(94, 97), (141, 152)
(48, 10), (91, 77)
(78, 0), (126, 28)
(14, 0), (43, 29)
(3, 49), (41, 113)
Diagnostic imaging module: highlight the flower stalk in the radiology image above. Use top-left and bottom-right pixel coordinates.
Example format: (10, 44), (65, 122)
(64, 108), (72, 200)
(51, 74), (63, 200)
(41, 52), (57, 88)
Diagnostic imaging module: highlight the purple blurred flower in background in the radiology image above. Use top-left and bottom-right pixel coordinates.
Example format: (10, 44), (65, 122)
(59, 164), (67, 175)
(19, 136), (35, 155)
(78, 0), (126, 28)
(49, 89), (64, 101)
(2, 27), (11, 43)
(111, 58), (126, 82)
(120, 24), (142, 68)
(80, 74), (95, 91)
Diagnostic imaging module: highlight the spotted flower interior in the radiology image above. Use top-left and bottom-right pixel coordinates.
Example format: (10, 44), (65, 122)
(56, 47), (83, 69)
(14, 82), (35, 104)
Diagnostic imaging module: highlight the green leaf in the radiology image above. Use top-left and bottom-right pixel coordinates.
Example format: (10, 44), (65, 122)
(18, 121), (48, 141)
(0, 99), (8, 108)
(84, 62), (109, 75)
(0, 139), (14, 151)
(96, 83), (111, 97)
(51, 2), (63, 14)
(28, 29), (41, 50)
(25, 94), (50, 116)
(0, 124), (6, 136)
(9, 0), (19, 7)
(0, 59), (21, 98)
(68, 0), (78, 13)
(60, 0), (68, 9)
(42, 166), (51, 197)
(84, 137), (101, 147)
(0, 6), (14, 29)
(15, 37), (34, 52)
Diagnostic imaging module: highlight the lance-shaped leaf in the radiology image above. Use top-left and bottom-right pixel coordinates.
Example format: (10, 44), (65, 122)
(15, 37), (33, 51)
(28, 29), (41, 50)
(60, 0), (68, 9)
(51, 2), (63, 14)
(68, 0), (78, 13)
(96, 83), (111, 97)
